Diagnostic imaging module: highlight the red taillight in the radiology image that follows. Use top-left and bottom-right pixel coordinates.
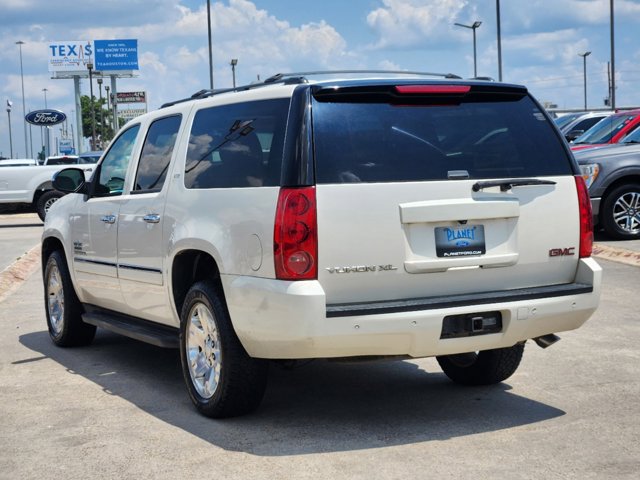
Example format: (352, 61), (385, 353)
(575, 175), (593, 258)
(395, 85), (471, 95)
(274, 187), (317, 280)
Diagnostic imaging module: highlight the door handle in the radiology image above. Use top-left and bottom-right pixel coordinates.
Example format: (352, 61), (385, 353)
(100, 215), (117, 224)
(143, 214), (161, 224)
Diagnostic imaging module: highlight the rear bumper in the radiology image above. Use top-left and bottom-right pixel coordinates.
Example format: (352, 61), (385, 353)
(222, 258), (602, 359)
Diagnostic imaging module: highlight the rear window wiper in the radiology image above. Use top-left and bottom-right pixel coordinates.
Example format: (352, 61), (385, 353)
(472, 178), (557, 192)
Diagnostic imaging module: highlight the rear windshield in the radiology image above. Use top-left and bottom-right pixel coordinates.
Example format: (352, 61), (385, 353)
(312, 93), (573, 183)
(46, 157), (77, 165)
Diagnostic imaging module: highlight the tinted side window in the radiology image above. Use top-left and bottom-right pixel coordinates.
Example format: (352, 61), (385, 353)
(95, 125), (140, 196)
(312, 95), (573, 183)
(185, 99), (289, 189)
(573, 117), (604, 133)
(133, 115), (181, 193)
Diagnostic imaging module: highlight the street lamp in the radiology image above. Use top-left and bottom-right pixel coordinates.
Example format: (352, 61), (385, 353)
(207, 0), (214, 89)
(97, 78), (104, 148)
(230, 58), (238, 88)
(454, 21), (482, 77)
(579, 51), (591, 110)
(16, 41), (29, 158)
(87, 62), (97, 150)
(105, 85), (110, 142)
(42, 88), (48, 158)
(6, 100), (13, 158)
(496, 1), (502, 81)
(610, 0), (615, 110)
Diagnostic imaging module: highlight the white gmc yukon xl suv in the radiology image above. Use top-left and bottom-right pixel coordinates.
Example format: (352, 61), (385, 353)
(42, 72), (601, 418)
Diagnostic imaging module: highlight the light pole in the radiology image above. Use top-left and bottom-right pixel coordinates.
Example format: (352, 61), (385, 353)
(87, 62), (97, 150)
(42, 88), (48, 158)
(496, 1), (503, 81)
(579, 51), (591, 110)
(207, 0), (214, 89)
(610, 0), (615, 110)
(6, 100), (13, 158)
(454, 21), (482, 77)
(230, 59), (238, 88)
(16, 41), (29, 158)
(97, 77), (104, 149)
(105, 85), (110, 142)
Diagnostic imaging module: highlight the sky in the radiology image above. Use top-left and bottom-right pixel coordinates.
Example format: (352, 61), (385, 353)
(1, 0), (640, 158)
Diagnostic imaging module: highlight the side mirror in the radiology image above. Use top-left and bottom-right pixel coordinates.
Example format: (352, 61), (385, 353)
(566, 130), (584, 142)
(53, 168), (87, 194)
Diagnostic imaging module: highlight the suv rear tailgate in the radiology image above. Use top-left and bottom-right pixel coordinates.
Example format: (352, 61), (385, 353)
(316, 178), (579, 304)
(310, 82), (582, 305)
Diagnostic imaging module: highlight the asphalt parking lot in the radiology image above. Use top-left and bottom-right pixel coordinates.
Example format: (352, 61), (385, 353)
(0, 213), (638, 479)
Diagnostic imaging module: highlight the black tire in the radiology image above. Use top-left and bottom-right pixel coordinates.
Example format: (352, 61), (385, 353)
(436, 343), (525, 386)
(36, 190), (64, 221)
(179, 280), (268, 418)
(601, 183), (640, 240)
(43, 250), (96, 347)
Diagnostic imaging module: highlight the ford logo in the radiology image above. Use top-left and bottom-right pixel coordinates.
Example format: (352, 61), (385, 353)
(25, 109), (67, 126)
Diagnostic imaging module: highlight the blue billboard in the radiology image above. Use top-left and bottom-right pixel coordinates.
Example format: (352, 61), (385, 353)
(94, 39), (138, 71)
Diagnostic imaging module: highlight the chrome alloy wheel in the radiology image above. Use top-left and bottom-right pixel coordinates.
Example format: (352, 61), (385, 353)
(612, 191), (640, 234)
(186, 302), (222, 399)
(44, 196), (59, 215)
(47, 263), (65, 335)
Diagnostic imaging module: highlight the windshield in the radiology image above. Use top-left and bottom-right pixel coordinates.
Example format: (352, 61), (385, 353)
(313, 93), (573, 183)
(573, 114), (637, 144)
(554, 113), (583, 130)
(620, 127), (640, 144)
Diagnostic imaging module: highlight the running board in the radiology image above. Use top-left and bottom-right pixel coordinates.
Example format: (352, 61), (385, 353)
(82, 305), (179, 349)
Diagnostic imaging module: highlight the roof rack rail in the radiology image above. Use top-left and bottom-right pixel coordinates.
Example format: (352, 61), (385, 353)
(160, 75), (308, 109)
(160, 69), (462, 108)
(264, 69), (461, 83)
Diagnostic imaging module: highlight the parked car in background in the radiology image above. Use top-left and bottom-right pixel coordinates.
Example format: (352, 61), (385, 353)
(571, 109), (640, 151)
(558, 112), (613, 142)
(0, 158), (38, 167)
(44, 155), (79, 166)
(45, 152), (103, 166)
(78, 151), (103, 164)
(554, 112), (585, 130)
(576, 136), (640, 239)
(0, 162), (94, 220)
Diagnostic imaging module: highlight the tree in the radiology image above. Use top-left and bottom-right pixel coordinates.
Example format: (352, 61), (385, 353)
(80, 95), (123, 150)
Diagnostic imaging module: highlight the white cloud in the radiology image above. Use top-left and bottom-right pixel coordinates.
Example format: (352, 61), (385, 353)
(366, 0), (470, 48)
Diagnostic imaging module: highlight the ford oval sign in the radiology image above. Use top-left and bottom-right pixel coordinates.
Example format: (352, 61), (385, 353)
(25, 109), (67, 126)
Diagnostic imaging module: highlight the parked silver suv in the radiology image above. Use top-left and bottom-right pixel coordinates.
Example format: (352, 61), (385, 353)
(43, 72), (601, 418)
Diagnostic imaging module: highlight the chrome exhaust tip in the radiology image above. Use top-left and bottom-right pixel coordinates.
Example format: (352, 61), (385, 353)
(534, 333), (561, 349)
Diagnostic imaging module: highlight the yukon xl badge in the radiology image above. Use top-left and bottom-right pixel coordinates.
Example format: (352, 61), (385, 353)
(549, 247), (575, 257)
(326, 265), (398, 274)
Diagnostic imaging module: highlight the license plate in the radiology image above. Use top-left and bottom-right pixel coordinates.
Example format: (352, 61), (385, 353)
(435, 225), (486, 258)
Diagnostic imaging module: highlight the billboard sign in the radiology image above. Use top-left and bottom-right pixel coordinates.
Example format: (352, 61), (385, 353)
(48, 41), (93, 72)
(116, 91), (146, 104)
(25, 109), (67, 126)
(118, 108), (147, 121)
(59, 139), (74, 155)
(94, 39), (139, 71)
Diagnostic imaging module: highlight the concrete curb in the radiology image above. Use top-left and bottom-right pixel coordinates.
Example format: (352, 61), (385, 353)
(0, 244), (41, 304)
(592, 243), (640, 268)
